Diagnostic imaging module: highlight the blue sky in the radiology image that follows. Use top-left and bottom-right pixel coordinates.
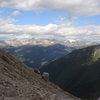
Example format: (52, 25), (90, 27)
(0, 8), (70, 25)
(0, 0), (100, 42)
(1, 7), (100, 26)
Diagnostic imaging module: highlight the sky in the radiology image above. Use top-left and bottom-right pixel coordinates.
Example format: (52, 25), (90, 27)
(0, 0), (100, 42)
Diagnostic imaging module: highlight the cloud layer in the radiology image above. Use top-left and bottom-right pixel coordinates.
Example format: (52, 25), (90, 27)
(0, 18), (99, 42)
(8, 10), (20, 17)
(0, 0), (99, 42)
(0, 0), (100, 16)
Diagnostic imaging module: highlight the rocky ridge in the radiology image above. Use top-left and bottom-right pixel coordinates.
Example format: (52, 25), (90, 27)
(0, 49), (80, 100)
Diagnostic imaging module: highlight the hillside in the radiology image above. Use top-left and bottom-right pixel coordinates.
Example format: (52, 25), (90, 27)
(41, 44), (100, 100)
(5, 44), (74, 68)
(0, 49), (80, 100)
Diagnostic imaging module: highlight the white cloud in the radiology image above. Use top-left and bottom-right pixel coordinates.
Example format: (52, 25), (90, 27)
(0, 0), (100, 16)
(8, 10), (20, 17)
(0, 34), (15, 40)
(56, 16), (78, 23)
(0, 18), (16, 25)
(0, 18), (100, 42)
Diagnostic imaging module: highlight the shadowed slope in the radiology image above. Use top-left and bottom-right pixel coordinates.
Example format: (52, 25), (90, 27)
(5, 44), (74, 68)
(41, 44), (100, 99)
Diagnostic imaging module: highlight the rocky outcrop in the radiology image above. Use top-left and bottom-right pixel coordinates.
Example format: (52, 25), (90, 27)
(42, 72), (49, 81)
(0, 49), (80, 100)
(34, 68), (41, 74)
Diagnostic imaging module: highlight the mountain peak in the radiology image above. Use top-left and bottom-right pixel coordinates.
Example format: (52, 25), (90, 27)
(0, 39), (98, 47)
(67, 39), (77, 43)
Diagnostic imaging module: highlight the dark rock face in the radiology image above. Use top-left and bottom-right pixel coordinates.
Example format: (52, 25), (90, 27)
(34, 68), (41, 74)
(0, 49), (80, 100)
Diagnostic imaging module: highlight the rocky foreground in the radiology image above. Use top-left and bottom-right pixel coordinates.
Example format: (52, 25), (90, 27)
(0, 49), (80, 100)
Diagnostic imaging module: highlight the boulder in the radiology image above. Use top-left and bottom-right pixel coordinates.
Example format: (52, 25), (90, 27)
(42, 72), (49, 81)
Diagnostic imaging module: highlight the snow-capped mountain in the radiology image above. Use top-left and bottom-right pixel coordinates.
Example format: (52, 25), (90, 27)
(62, 39), (97, 48)
(0, 38), (97, 48)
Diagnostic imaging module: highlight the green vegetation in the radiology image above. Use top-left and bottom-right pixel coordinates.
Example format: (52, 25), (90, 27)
(15, 48), (23, 53)
(91, 49), (100, 62)
(30, 60), (34, 64)
(5, 44), (74, 68)
(41, 61), (48, 66)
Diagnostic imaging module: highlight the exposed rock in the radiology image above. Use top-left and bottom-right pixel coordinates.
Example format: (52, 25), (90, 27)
(34, 68), (41, 74)
(98, 97), (100, 100)
(0, 49), (80, 100)
(42, 72), (49, 81)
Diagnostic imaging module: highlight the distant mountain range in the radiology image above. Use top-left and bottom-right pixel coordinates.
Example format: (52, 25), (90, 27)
(41, 44), (100, 100)
(2, 39), (97, 68)
(0, 38), (97, 48)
